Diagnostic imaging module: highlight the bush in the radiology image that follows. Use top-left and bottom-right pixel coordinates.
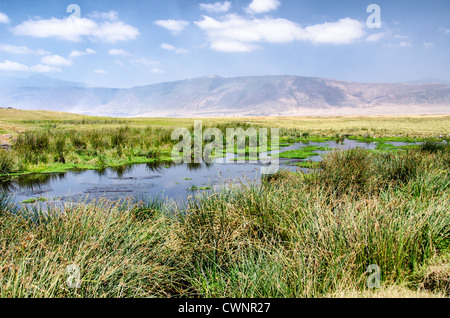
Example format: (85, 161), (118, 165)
(420, 141), (448, 153)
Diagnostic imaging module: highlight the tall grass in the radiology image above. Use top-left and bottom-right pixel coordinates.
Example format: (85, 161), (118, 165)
(3, 127), (177, 174)
(0, 199), (185, 297)
(0, 150), (14, 175)
(307, 146), (449, 198)
(1, 147), (448, 298)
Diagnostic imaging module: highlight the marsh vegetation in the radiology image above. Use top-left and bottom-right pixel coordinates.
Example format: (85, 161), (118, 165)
(0, 143), (449, 298)
(0, 110), (449, 298)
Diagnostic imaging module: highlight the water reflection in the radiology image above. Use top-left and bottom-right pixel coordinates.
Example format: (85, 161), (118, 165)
(0, 139), (421, 205)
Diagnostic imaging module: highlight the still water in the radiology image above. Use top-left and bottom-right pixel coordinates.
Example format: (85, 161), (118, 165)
(0, 139), (415, 206)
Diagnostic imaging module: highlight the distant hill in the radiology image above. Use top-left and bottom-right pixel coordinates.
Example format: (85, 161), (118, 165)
(0, 75), (449, 117)
(0, 75), (88, 89)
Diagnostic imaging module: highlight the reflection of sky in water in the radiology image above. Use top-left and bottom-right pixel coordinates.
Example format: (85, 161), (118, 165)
(0, 139), (420, 205)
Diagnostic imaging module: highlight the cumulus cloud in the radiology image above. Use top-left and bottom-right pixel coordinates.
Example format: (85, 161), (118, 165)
(160, 43), (188, 54)
(246, 0), (280, 14)
(0, 44), (49, 55)
(154, 19), (189, 34)
(0, 60), (28, 71)
(40, 55), (73, 66)
(196, 14), (303, 45)
(195, 14), (365, 52)
(69, 48), (96, 58)
(199, 1), (232, 13)
(88, 10), (119, 21)
(0, 12), (10, 24)
(0, 60), (61, 72)
(108, 48), (130, 56)
(366, 32), (385, 42)
(210, 41), (261, 52)
(12, 14), (139, 43)
(302, 18), (366, 45)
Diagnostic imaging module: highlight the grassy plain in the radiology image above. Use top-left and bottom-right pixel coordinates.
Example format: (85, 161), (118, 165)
(0, 109), (449, 298)
(1, 109), (449, 176)
(2, 109), (450, 137)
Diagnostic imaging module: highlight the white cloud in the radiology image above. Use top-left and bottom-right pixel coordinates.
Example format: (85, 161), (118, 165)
(108, 48), (130, 56)
(0, 60), (29, 71)
(446, 29), (450, 34)
(195, 14), (365, 52)
(160, 43), (188, 54)
(94, 69), (108, 74)
(246, 0), (280, 14)
(0, 12), (10, 24)
(196, 15), (304, 46)
(40, 55), (73, 66)
(398, 41), (412, 48)
(88, 11), (119, 21)
(199, 1), (232, 13)
(130, 58), (160, 66)
(154, 19), (189, 34)
(13, 15), (139, 43)
(69, 48), (96, 58)
(302, 18), (366, 45)
(92, 21), (140, 43)
(0, 60), (61, 72)
(210, 41), (261, 52)
(385, 41), (412, 48)
(0, 44), (49, 55)
(31, 64), (62, 73)
(129, 58), (163, 74)
(150, 68), (164, 74)
(366, 32), (384, 42)
(423, 42), (434, 49)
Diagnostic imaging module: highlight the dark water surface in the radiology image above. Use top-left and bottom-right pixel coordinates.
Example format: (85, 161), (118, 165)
(0, 139), (417, 206)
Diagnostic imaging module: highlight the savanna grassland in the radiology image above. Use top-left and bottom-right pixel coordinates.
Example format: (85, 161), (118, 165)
(0, 109), (449, 298)
(1, 108), (449, 176)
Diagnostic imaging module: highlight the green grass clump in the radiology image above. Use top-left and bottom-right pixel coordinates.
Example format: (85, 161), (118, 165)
(20, 197), (48, 204)
(279, 145), (331, 159)
(0, 191), (17, 216)
(0, 150), (15, 175)
(420, 141), (448, 153)
(189, 186), (212, 191)
(307, 146), (449, 197)
(3, 126), (177, 176)
(294, 161), (320, 169)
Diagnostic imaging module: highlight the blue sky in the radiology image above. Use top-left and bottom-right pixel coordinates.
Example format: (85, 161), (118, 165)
(0, 0), (449, 88)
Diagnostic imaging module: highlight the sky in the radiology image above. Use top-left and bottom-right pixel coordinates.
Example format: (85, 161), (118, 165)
(0, 0), (449, 88)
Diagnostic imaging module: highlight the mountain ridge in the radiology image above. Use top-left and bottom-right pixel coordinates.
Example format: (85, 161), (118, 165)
(0, 75), (449, 117)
